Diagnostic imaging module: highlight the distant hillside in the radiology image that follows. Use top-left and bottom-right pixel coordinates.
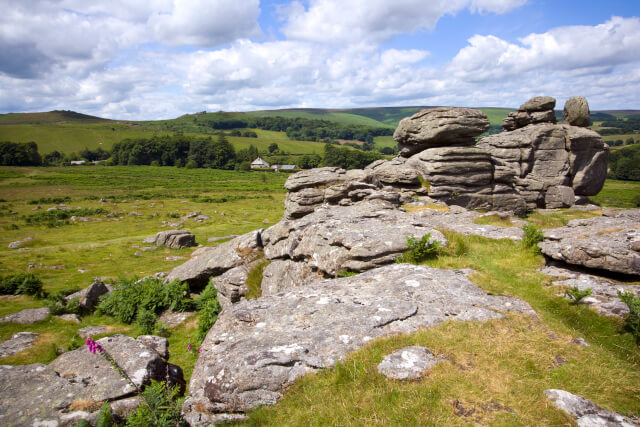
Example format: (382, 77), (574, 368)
(0, 110), (110, 125)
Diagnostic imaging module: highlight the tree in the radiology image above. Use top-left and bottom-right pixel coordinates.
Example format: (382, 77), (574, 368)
(268, 143), (279, 154)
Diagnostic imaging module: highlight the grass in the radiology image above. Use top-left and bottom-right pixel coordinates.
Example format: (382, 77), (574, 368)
(244, 231), (640, 425)
(473, 214), (517, 227)
(590, 179), (640, 208)
(526, 209), (603, 228)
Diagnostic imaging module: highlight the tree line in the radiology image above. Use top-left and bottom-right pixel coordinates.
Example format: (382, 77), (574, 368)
(608, 144), (640, 181)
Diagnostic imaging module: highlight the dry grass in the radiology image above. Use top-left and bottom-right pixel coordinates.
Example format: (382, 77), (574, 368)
(473, 214), (516, 228)
(403, 203), (449, 213)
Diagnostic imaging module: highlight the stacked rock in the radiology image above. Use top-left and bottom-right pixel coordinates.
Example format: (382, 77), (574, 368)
(501, 96), (557, 131)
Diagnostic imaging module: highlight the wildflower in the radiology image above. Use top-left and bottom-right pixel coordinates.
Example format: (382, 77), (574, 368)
(199, 347), (202, 353)
(187, 343), (192, 352)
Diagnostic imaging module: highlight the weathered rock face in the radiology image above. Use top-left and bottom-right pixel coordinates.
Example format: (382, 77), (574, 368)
(211, 264), (257, 309)
(0, 334), (183, 426)
(366, 157), (421, 187)
(154, 230), (196, 249)
(394, 107), (490, 157)
(476, 122), (608, 209)
(563, 96), (590, 127)
(501, 96), (557, 131)
(261, 259), (323, 296)
(282, 167), (411, 220)
(377, 346), (444, 380)
(262, 201), (447, 277)
(166, 230), (262, 289)
(539, 209), (640, 276)
(544, 389), (638, 427)
(183, 264), (533, 421)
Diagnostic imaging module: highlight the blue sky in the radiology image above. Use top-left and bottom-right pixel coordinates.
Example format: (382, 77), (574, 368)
(0, 0), (639, 119)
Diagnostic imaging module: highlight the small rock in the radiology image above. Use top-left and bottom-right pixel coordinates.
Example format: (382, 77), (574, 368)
(377, 346), (444, 380)
(0, 308), (50, 324)
(563, 96), (590, 127)
(32, 206), (42, 210)
(0, 332), (39, 358)
(572, 337), (589, 347)
(8, 236), (33, 249)
(207, 235), (238, 243)
(78, 269), (88, 273)
(141, 246), (158, 251)
(158, 310), (193, 327)
(165, 256), (186, 261)
(154, 230), (196, 249)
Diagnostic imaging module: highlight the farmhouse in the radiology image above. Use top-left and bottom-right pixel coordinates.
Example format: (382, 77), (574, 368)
(250, 157), (270, 169)
(271, 164), (296, 172)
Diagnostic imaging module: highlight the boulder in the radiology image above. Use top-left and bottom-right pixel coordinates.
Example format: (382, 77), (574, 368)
(520, 96), (556, 112)
(0, 307), (50, 324)
(182, 264), (533, 419)
(544, 389), (637, 426)
(154, 230), (196, 249)
(64, 280), (109, 311)
(394, 107), (490, 157)
(565, 125), (608, 196)
(211, 265), (251, 309)
(563, 96), (590, 127)
(377, 346), (444, 380)
(262, 201), (447, 277)
(0, 334), (183, 426)
(539, 209), (640, 276)
(166, 230), (262, 289)
(0, 332), (39, 358)
(77, 325), (108, 338)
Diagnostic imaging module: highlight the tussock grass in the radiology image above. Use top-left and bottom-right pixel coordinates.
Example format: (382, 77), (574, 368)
(403, 203), (449, 213)
(527, 209), (602, 228)
(245, 258), (270, 300)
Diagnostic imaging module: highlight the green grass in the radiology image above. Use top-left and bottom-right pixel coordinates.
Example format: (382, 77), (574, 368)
(244, 231), (639, 425)
(590, 179), (640, 208)
(478, 108), (513, 126)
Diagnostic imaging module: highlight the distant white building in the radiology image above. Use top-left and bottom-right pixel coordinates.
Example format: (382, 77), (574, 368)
(250, 157), (270, 169)
(69, 160), (86, 165)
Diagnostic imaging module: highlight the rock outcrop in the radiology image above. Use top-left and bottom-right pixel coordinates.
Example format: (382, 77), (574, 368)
(183, 264), (533, 422)
(539, 209), (640, 276)
(0, 334), (183, 426)
(0, 332), (39, 359)
(0, 307), (50, 324)
(262, 200), (447, 278)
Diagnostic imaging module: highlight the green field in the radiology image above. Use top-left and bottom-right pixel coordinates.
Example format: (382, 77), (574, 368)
(246, 109), (393, 127)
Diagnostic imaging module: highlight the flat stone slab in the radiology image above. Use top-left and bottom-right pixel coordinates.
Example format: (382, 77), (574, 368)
(539, 209), (640, 276)
(0, 307), (50, 324)
(158, 310), (194, 327)
(545, 389), (638, 426)
(377, 346), (444, 380)
(0, 332), (39, 358)
(541, 265), (640, 318)
(182, 264), (533, 422)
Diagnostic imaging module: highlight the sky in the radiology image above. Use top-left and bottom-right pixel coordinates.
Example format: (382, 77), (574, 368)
(0, 0), (639, 120)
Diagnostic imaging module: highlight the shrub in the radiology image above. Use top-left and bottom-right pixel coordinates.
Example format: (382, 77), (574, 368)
(163, 280), (195, 312)
(95, 402), (113, 427)
(97, 277), (165, 324)
(565, 287), (592, 305)
(196, 282), (222, 343)
(337, 270), (358, 278)
(46, 293), (80, 315)
(125, 380), (186, 426)
(0, 273), (45, 298)
(522, 223), (544, 253)
(618, 290), (640, 343)
(396, 233), (441, 264)
(136, 308), (157, 335)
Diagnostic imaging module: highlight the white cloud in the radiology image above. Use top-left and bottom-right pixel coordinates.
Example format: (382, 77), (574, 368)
(281, 0), (527, 43)
(449, 16), (640, 81)
(149, 0), (262, 47)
